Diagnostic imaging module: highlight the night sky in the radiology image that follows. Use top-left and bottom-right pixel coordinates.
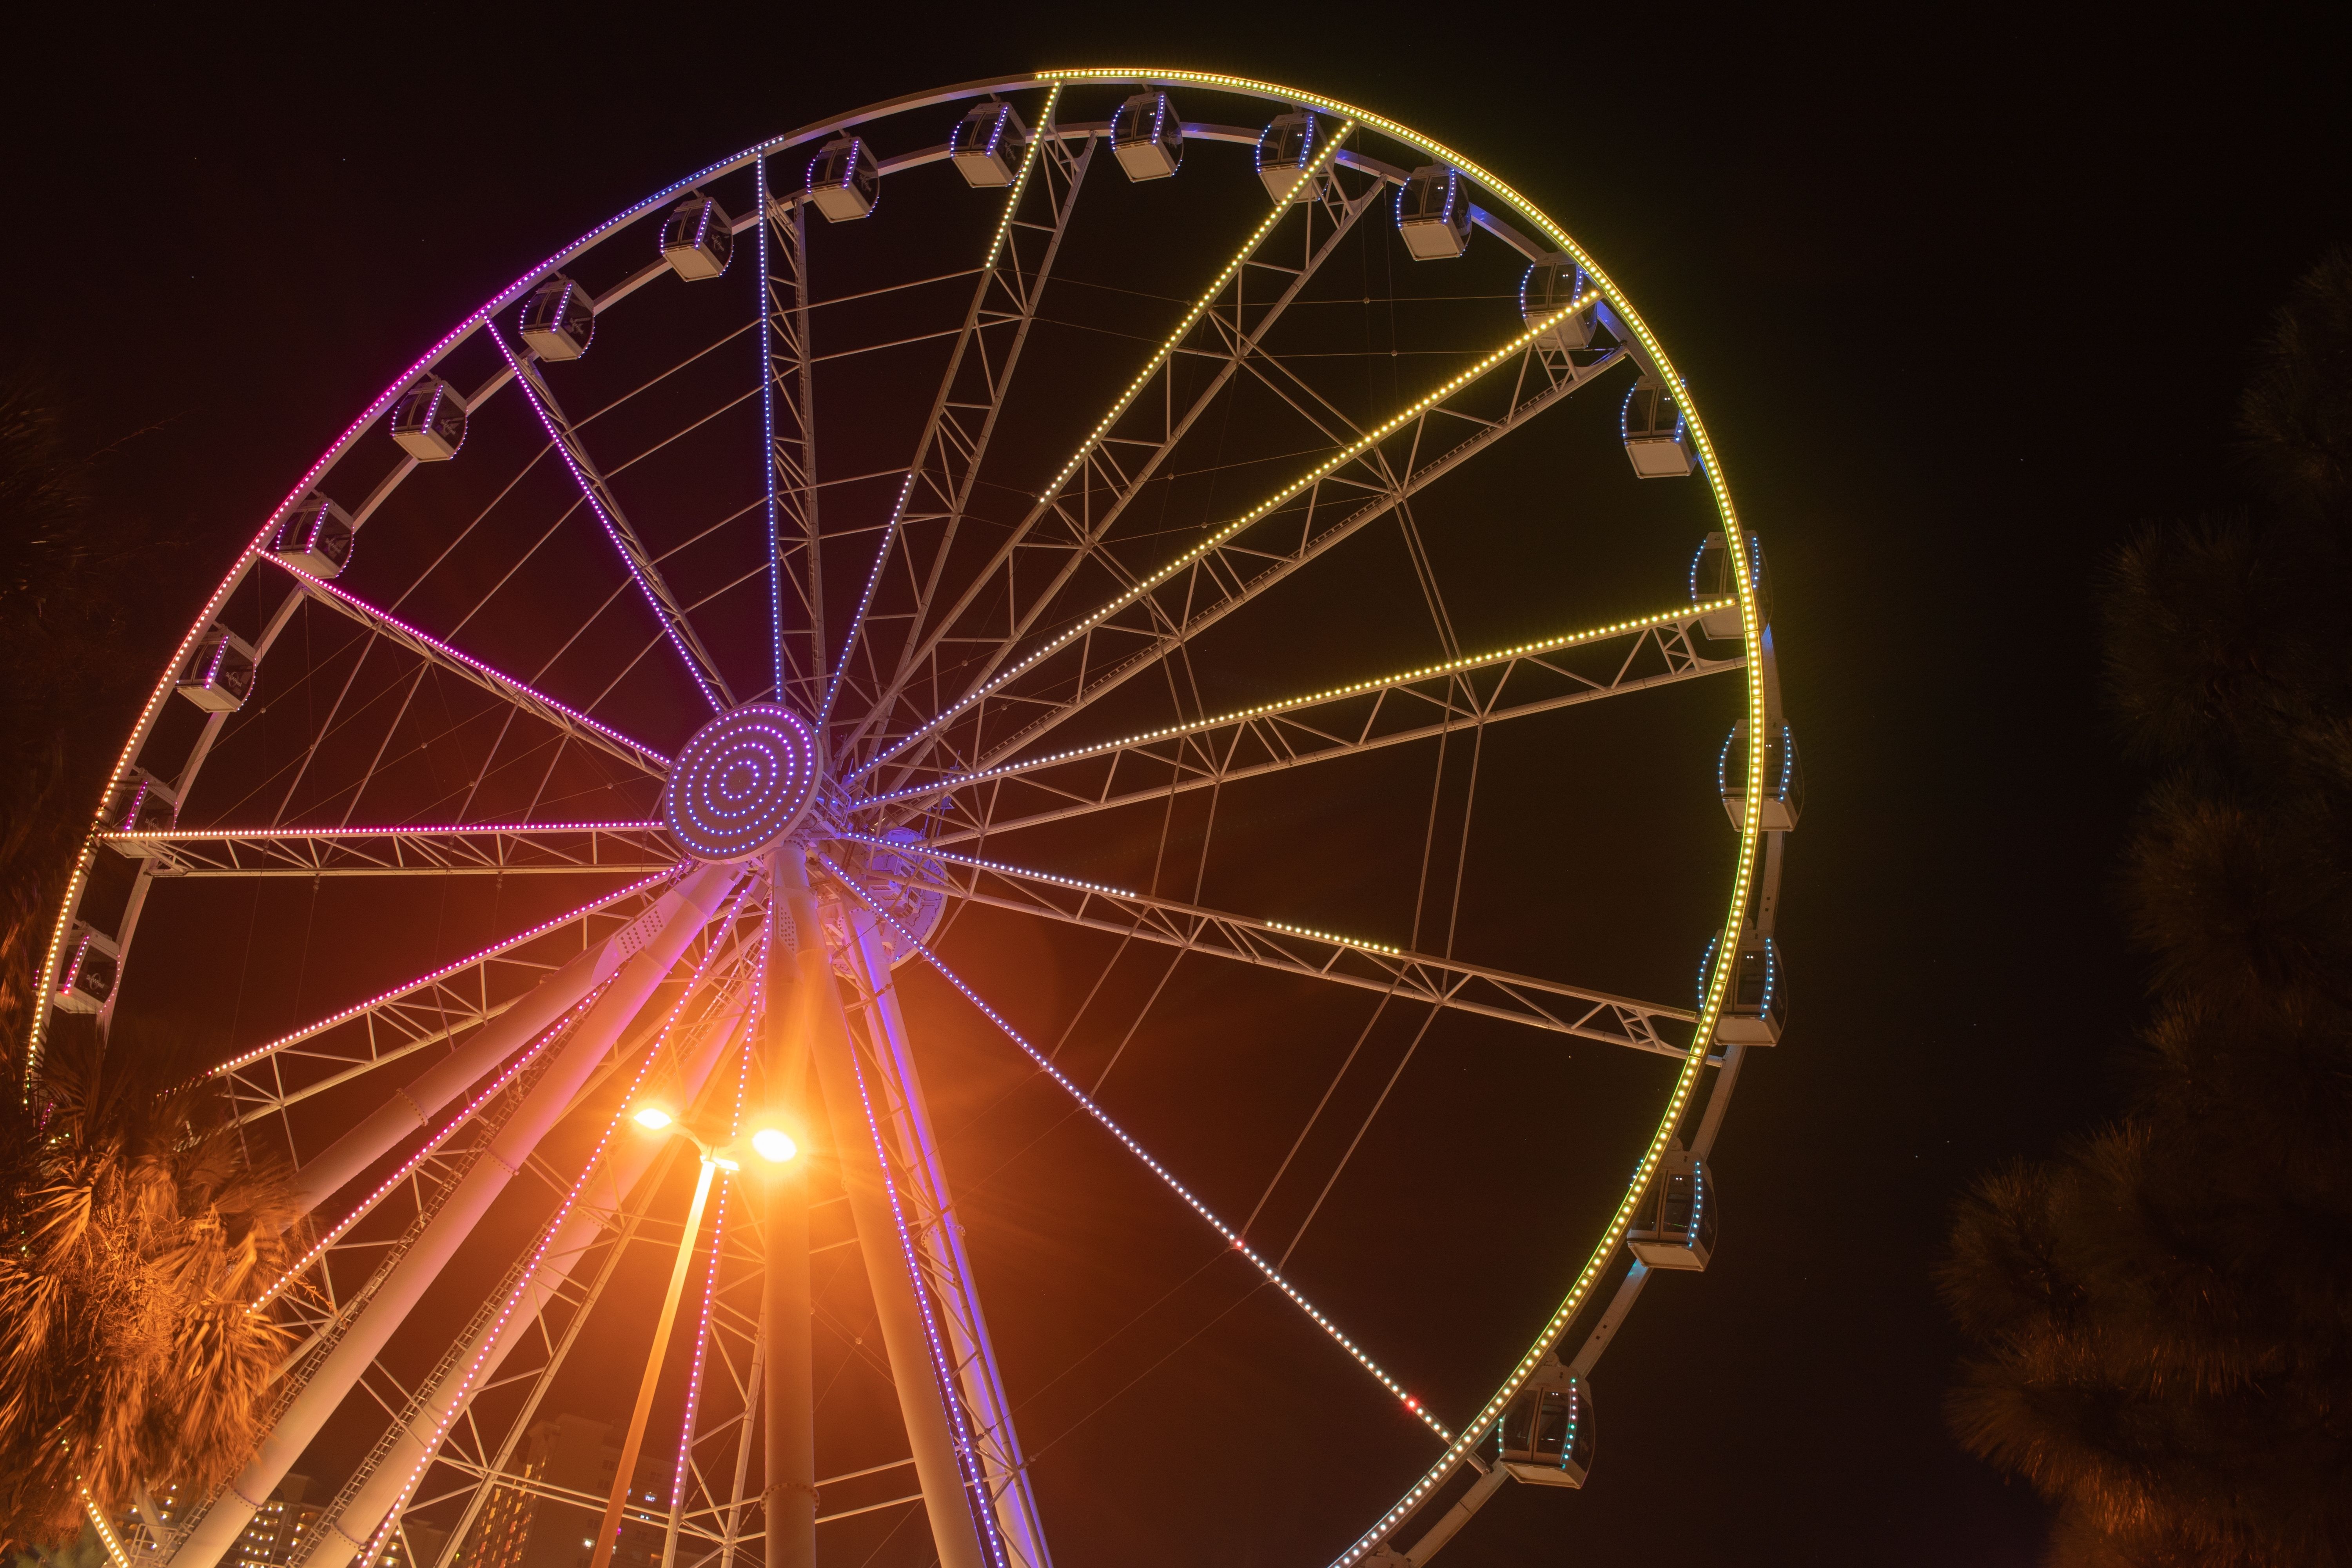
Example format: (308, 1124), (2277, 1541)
(9, 11), (2350, 1565)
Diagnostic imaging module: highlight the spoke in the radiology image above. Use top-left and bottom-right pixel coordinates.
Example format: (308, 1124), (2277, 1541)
(840, 124), (1370, 771)
(845, 287), (1608, 791)
(766, 194), (826, 711)
(833, 837), (1694, 1056)
(488, 326), (734, 713)
(100, 821), (677, 877)
(267, 557), (669, 775)
(930, 615), (1735, 845)
(759, 151), (786, 707)
(867, 602), (1737, 814)
(814, 850), (1454, 1444)
(822, 85), (1080, 742)
(201, 870), (673, 1112)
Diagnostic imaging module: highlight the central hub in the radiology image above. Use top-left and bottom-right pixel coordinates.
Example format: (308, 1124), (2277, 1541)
(662, 704), (823, 862)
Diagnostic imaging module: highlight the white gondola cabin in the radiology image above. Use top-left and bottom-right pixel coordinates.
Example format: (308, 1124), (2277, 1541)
(176, 624), (257, 713)
(1521, 261), (1595, 351)
(107, 766), (178, 838)
(1705, 926), (1785, 1047)
(270, 491), (354, 579)
(1111, 90), (1183, 181)
(1622, 378), (1696, 477)
(951, 100), (1028, 187)
(660, 194), (733, 280)
(1688, 530), (1766, 640)
(519, 273), (595, 361)
(807, 136), (880, 222)
(1397, 165), (1472, 260)
(1719, 720), (1803, 831)
(1628, 1150), (1716, 1270)
(1256, 112), (1332, 203)
(1497, 1362), (1593, 1488)
(390, 376), (468, 461)
(54, 922), (120, 1015)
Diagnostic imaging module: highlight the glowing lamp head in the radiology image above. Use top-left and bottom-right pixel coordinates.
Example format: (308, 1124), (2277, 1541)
(750, 1127), (799, 1164)
(632, 1106), (674, 1131)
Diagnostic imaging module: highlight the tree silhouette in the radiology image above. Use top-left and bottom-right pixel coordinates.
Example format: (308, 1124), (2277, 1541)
(1944, 252), (2352, 1566)
(0, 365), (309, 1549)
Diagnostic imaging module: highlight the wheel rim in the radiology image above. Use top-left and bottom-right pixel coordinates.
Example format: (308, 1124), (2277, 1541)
(38, 69), (1785, 1568)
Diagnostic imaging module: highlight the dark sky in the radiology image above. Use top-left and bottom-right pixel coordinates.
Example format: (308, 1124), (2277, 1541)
(8, 9), (2350, 1565)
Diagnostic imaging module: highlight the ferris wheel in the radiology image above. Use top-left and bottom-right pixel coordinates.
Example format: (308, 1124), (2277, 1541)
(39, 67), (1795, 1568)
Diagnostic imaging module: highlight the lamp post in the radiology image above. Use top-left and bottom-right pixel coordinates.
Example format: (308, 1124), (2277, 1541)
(587, 1107), (798, 1568)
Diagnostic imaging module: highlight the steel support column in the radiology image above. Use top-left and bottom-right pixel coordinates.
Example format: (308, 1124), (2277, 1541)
(763, 847), (817, 1568)
(770, 851), (984, 1568)
(170, 862), (741, 1568)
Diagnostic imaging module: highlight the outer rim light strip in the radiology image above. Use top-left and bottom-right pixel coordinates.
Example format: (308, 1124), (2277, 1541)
(274, 558), (671, 768)
(823, 84), (1062, 738)
(817, 852), (1452, 1444)
(349, 875), (757, 1568)
(1027, 67), (1764, 1564)
(844, 285), (1596, 791)
(485, 323), (726, 716)
(840, 119), (1358, 790)
(831, 832), (1405, 958)
(199, 869), (675, 1079)
(862, 597), (1728, 808)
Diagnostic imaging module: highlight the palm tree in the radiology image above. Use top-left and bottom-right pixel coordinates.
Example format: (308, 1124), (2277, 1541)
(1942, 253), (2352, 1566)
(0, 1023), (315, 1552)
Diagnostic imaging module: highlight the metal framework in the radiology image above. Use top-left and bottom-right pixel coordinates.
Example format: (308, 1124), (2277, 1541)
(42, 69), (1789, 1568)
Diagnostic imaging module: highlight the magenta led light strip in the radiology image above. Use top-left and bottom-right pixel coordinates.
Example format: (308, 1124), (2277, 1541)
(248, 990), (607, 1311)
(485, 324), (726, 716)
(107, 819), (668, 842)
(203, 869), (674, 1079)
(814, 852), (1450, 1442)
(270, 557), (670, 769)
(350, 876), (755, 1568)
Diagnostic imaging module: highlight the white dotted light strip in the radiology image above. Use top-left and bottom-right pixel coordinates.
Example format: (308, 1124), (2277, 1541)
(837, 982), (1013, 1568)
(831, 832), (1406, 960)
(247, 991), (606, 1311)
(844, 285), (1597, 792)
(102, 818), (669, 842)
(199, 869), (676, 1079)
(349, 876), (758, 1568)
(815, 851), (1451, 1443)
(196, 865), (677, 1086)
(1037, 73), (1771, 1568)
(485, 323), (726, 716)
(273, 558), (671, 769)
(862, 599), (1730, 808)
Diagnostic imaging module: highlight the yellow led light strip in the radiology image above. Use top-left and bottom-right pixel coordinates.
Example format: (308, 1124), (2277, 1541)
(984, 85), (1059, 267)
(853, 284), (1600, 786)
(865, 597), (1727, 806)
(83, 1486), (132, 1568)
(1034, 69), (1766, 1565)
(1033, 116), (1356, 504)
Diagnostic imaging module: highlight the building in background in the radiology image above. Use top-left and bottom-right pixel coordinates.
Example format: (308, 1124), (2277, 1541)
(458, 1414), (670, 1568)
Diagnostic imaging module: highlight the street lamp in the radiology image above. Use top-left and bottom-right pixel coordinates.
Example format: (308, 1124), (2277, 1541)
(585, 1105), (799, 1568)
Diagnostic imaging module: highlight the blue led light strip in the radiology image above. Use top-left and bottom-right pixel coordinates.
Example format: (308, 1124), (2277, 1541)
(815, 851), (1452, 1442)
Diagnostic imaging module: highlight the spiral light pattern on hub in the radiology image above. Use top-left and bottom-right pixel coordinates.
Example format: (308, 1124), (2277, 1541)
(662, 704), (821, 862)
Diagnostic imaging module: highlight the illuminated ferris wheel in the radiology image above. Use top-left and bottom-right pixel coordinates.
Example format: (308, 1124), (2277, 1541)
(40, 68), (1795, 1568)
